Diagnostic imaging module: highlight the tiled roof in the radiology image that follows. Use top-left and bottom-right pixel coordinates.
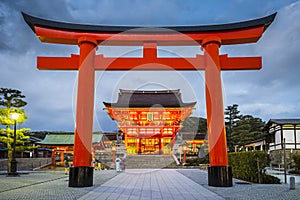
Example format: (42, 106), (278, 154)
(23, 12), (276, 34)
(103, 89), (196, 108)
(263, 118), (300, 132)
(37, 133), (103, 145)
(268, 119), (300, 125)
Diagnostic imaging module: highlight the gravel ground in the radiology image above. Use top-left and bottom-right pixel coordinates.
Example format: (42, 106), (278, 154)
(178, 169), (300, 200)
(0, 170), (118, 200)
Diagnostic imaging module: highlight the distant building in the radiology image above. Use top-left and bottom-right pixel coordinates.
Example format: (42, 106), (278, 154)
(243, 138), (266, 152)
(264, 119), (300, 167)
(0, 135), (42, 159)
(177, 132), (206, 153)
(103, 89), (196, 155)
(37, 132), (103, 168)
(264, 119), (300, 151)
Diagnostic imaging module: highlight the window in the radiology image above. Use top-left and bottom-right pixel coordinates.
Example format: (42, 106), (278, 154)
(147, 112), (153, 121)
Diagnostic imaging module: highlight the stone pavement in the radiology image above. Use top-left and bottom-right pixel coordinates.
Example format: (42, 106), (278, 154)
(78, 169), (222, 200)
(0, 169), (299, 199)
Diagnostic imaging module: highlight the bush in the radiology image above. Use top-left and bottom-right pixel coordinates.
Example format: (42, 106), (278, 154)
(229, 151), (280, 184)
(293, 154), (300, 171)
(261, 174), (281, 184)
(289, 154), (300, 174)
(198, 154), (209, 164)
(185, 157), (201, 166)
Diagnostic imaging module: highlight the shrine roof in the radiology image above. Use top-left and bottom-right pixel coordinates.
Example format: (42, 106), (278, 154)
(103, 89), (196, 108)
(37, 132), (103, 145)
(267, 119), (300, 125)
(22, 12), (276, 34)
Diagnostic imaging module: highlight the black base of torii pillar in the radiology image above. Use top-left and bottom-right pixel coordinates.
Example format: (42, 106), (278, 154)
(69, 166), (93, 187)
(208, 166), (232, 187)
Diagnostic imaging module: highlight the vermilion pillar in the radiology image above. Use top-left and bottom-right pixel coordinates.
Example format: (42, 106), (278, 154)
(69, 37), (97, 187)
(203, 37), (232, 187)
(51, 150), (55, 169)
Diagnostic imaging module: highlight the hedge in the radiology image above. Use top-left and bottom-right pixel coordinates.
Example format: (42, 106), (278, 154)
(229, 151), (280, 184)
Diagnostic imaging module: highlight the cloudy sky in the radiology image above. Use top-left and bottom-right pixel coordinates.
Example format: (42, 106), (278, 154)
(1, 0), (300, 132)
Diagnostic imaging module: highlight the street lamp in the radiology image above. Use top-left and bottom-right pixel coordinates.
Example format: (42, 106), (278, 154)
(9, 112), (20, 176)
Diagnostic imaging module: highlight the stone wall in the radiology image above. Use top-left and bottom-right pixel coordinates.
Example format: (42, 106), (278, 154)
(0, 158), (51, 171)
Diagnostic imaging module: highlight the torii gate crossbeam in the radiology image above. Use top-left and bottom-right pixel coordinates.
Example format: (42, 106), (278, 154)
(23, 12), (276, 187)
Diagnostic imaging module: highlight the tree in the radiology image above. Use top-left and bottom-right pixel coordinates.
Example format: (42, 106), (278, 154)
(0, 88), (30, 173)
(231, 115), (265, 150)
(225, 104), (241, 152)
(0, 88), (27, 108)
(180, 117), (207, 133)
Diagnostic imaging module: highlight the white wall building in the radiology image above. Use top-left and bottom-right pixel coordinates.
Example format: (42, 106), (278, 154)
(264, 119), (300, 152)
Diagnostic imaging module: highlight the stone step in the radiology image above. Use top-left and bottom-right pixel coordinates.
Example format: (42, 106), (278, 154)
(125, 155), (175, 169)
(94, 143), (127, 169)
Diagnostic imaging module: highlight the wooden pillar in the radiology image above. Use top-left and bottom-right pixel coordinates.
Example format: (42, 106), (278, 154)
(60, 151), (64, 163)
(51, 149), (55, 169)
(294, 125), (297, 150)
(69, 37), (97, 187)
(280, 125), (284, 149)
(159, 137), (163, 154)
(138, 138), (141, 154)
(203, 36), (232, 187)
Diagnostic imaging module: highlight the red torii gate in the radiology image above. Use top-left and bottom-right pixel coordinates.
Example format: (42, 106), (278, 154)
(23, 12), (276, 187)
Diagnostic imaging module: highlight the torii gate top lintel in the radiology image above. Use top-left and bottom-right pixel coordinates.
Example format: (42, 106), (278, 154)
(22, 12), (276, 46)
(22, 12), (276, 71)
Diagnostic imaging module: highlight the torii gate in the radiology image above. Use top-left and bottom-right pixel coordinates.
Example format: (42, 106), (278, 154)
(22, 12), (276, 187)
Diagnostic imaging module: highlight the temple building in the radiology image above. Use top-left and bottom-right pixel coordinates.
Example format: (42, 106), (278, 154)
(38, 132), (103, 168)
(103, 89), (196, 155)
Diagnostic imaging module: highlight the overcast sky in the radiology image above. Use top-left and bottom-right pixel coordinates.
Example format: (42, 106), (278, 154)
(1, 0), (300, 132)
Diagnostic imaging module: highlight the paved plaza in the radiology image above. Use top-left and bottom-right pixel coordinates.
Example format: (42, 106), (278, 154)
(0, 169), (299, 199)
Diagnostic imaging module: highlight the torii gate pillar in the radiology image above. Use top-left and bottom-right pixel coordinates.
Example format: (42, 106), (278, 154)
(69, 38), (97, 187)
(203, 37), (232, 186)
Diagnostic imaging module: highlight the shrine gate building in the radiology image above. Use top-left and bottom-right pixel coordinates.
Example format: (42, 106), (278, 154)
(104, 89), (196, 155)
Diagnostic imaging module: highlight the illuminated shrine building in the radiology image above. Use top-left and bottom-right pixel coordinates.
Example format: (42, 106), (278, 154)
(103, 89), (196, 155)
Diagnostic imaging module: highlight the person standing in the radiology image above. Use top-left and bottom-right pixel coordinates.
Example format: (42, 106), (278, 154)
(64, 158), (69, 175)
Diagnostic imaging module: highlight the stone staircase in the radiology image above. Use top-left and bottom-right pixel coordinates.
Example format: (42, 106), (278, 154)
(94, 143), (127, 169)
(125, 155), (175, 169)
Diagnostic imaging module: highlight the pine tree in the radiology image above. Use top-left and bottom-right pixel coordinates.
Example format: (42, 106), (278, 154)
(225, 104), (241, 152)
(0, 88), (30, 173)
(231, 115), (265, 150)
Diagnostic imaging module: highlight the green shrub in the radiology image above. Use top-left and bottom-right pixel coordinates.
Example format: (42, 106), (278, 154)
(186, 157), (201, 166)
(261, 174), (281, 184)
(289, 154), (300, 174)
(198, 154), (209, 164)
(293, 154), (300, 171)
(229, 151), (280, 184)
